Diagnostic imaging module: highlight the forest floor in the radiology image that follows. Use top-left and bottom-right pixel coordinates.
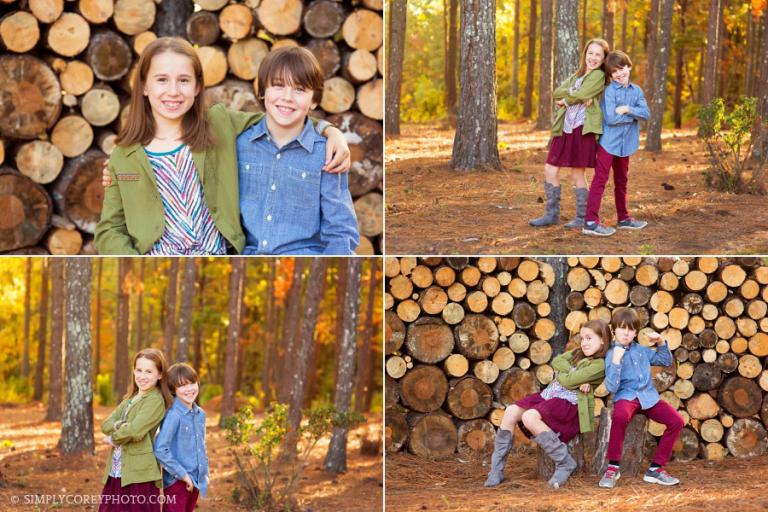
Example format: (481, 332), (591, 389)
(385, 450), (768, 512)
(0, 403), (382, 511)
(385, 122), (768, 255)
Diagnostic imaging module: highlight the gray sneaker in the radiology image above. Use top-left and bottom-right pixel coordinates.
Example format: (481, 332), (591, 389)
(643, 467), (679, 486)
(598, 465), (621, 488)
(617, 218), (648, 230)
(583, 221), (616, 236)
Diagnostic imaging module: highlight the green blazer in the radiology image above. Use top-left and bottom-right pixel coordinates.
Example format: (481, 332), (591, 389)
(101, 387), (166, 487)
(95, 104), (264, 255)
(551, 69), (607, 138)
(551, 350), (606, 434)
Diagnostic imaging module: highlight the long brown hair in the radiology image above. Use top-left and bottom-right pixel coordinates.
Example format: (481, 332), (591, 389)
(116, 37), (214, 152)
(571, 319), (611, 363)
(575, 38), (610, 78)
(124, 348), (173, 409)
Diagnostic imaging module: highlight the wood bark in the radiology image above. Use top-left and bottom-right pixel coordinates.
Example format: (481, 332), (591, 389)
(384, 0), (407, 136)
(176, 258), (197, 362)
(45, 258), (64, 421)
(220, 258), (247, 424)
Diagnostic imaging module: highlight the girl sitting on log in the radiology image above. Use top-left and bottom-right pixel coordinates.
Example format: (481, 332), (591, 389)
(95, 37), (350, 255)
(598, 307), (684, 489)
(529, 38), (610, 230)
(99, 348), (173, 512)
(485, 319), (610, 489)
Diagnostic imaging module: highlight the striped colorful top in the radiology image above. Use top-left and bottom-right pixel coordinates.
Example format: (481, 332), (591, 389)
(145, 144), (226, 255)
(563, 75), (588, 134)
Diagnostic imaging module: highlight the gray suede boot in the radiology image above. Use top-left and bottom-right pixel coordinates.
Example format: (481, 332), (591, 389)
(484, 428), (514, 487)
(534, 430), (577, 489)
(529, 183), (561, 226)
(564, 187), (588, 229)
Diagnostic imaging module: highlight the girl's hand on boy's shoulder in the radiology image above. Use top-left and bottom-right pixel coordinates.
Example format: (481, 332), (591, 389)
(579, 383), (591, 393)
(102, 161), (112, 188)
(323, 127), (351, 174)
(584, 98), (593, 107)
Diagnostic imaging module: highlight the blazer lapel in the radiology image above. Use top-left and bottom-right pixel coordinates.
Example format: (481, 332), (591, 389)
(125, 144), (159, 190)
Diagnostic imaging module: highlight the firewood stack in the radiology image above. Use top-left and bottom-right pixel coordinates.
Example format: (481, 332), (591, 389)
(385, 256), (768, 465)
(0, 0), (383, 254)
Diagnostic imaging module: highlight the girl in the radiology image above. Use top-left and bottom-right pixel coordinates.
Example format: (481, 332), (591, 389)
(598, 308), (684, 489)
(100, 348), (173, 512)
(95, 37), (350, 255)
(529, 38), (610, 230)
(485, 319), (610, 489)
(154, 363), (208, 512)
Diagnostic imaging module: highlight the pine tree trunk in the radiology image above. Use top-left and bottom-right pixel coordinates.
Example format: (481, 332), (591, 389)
(645, 0), (674, 151)
(94, 258), (102, 378)
(278, 259), (306, 403)
(384, 0), (407, 136)
(45, 258), (65, 421)
(261, 259), (276, 405)
(163, 258), (179, 360)
(33, 260), (49, 401)
(536, 0), (553, 129)
(450, 0), (500, 171)
(445, 0), (459, 126)
(511, 0), (521, 102)
(554, 0), (579, 87)
(134, 259), (144, 352)
(645, 0), (660, 107)
(753, 9), (768, 160)
(356, 260), (378, 412)
(22, 259), (32, 378)
(176, 258), (197, 362)
(113, 258), (131, 398)
(602, 0), (614, 47)
(522, 0), (537, 118)
(324, 258), (363, 473)
(672, 0), (687, 129)
(59, 258), (94, 455)
(220, 258), (246, 424)
(284, 259), (328, 460)
(701, 0), (720, 104)
(193, 260), (208, 374)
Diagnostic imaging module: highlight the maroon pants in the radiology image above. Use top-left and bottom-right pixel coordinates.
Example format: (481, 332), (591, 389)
(586, 145), (630, 223)
(607, 398), (684, 467)
(99, 477), (160, 512)
(163, 480), (199, 512)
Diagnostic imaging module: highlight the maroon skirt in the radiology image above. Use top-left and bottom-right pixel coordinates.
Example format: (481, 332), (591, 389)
(546, 125), (597, 168)
(99, 476), (160, 512)
(516, 392), (580, 443)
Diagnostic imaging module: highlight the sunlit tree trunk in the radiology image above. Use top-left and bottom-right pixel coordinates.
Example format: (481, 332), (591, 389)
(176, 258), (197, 362)
(33, 260), (49, 401)
(45, 259), (65, 421)
(536, 0), (554, 129)
(385, 0), (408, 136)
(220, 258), (246, 424)
(645, 0), (674, 152)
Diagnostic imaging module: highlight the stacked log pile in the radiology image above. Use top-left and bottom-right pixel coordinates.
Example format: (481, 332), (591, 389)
(0, 0), (383, 254)
(385, 257), (768, 465)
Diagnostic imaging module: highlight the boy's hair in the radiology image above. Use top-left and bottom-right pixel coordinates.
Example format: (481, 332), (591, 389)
(257, 47), (324, 105)
(576, 38), (610, 78)
(571, 319), (611, 363)
(605, 50), (633, 77)
(611, 307), (643, 332)
(117, 37), (214, 152)
(166, 363), (200, 396)
(125, 348), (173, 409)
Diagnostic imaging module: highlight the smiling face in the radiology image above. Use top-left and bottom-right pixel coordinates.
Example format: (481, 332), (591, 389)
(134, 357), (161, 394)
(263, 74), (317, 134)
(580, 327), (604, 356)
(175, 381), (200, 408)
(142, 51), (200, 127)
(585, 42), (606, 71)
(614, 324), (637, 346)
(611, 65), (631, 86)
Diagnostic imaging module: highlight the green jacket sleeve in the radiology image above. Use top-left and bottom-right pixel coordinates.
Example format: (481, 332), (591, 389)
(561, 70), (606, 104)
(94, 165), (140, 255)
(553, 75), (576, 100)
(551, 351), (574, 372)
(111, 393), (165, 445)
(557, 358), (606, 390)
(101, 400), (128, 435)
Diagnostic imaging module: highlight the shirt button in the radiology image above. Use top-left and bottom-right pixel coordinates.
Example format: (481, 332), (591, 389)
(271, 184), (276, 191)
(276, 154), (281, 160)
(301, 172), (306, 179)
(245, 164), (250, 170)
(267, 215), (272, 221)
(262, 240), (267, 246)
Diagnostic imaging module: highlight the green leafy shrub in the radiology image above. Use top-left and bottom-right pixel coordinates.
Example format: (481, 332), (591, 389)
(222, 403), (365, 511)
(95, 373), (113, 406)
(697, 96), (766, 194)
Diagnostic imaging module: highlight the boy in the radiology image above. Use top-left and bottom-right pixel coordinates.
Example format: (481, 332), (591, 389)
(236, 47), (359, 254)
(583, 50), (650, 236)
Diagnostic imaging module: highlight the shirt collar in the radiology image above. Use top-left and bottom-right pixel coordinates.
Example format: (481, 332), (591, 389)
(610, 80), (633, 90)
(249, 116), (316, 152)
(171, 396), (199, 415)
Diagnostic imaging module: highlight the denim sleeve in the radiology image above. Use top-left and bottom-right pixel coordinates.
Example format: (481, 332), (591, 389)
(602, 86), (634, 126)
(628, 88), (650, 120)
(604, 348), (623, 394)
(319, 172), (359, 255)
(649, 342), (673, 367)
(154, 411), (188, 481)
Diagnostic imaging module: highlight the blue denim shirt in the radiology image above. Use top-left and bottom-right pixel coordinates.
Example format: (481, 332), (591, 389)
(598, 81), (650, 157)
(154, 398), (209, 497)
(605, 340), (672, 410)
(236, 117), (359, 255)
